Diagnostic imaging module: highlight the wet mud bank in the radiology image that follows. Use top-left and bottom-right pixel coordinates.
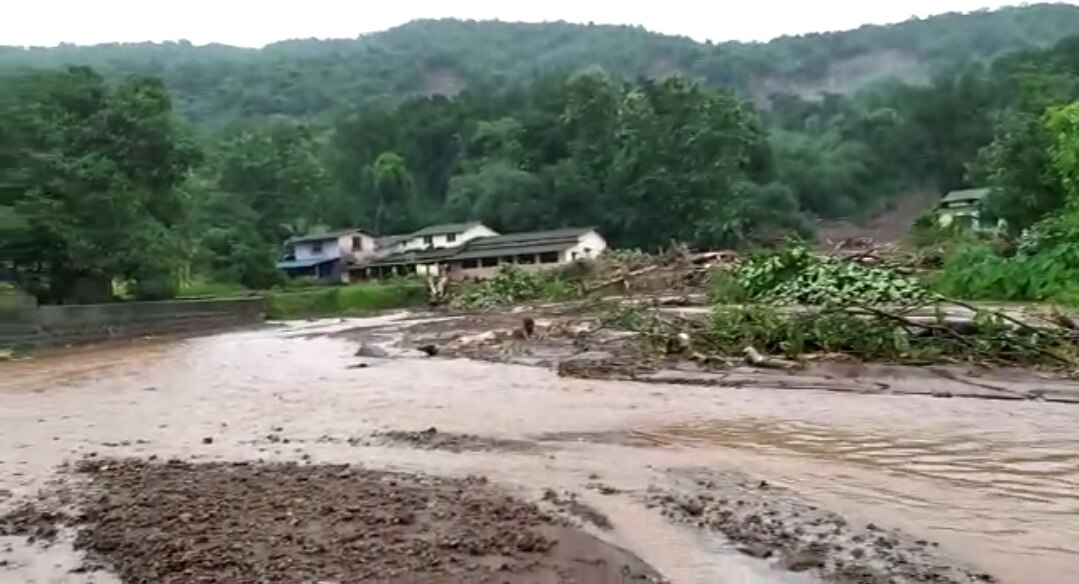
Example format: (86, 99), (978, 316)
(3, 314), (1077, 583)
(374, 427), (544, 454)
(385, 309), (1079, 405)
(2, 458), (664, 584)
(649, 470), (995, 584)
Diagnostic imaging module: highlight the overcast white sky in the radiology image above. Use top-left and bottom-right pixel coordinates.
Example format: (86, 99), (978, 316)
(2, 1), (1066, 47)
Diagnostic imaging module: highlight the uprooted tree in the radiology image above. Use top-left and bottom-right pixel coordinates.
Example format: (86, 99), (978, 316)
(604, 247), (1079, 369)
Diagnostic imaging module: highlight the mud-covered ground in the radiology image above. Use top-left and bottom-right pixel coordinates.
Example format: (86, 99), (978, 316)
(386, 307), (1079, 404)
(2, 311), (1077, 584)
(2, 458), (660, 584)
(649, 470), (995, 584)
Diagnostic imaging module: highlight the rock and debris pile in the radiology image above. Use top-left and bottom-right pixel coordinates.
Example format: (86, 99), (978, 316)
(0, 504), (63, 543)
(448, 246), (735, 310)
(650, 471), (995, 584)
(541, 488), (613, 531)
(3, 458), (663, 584)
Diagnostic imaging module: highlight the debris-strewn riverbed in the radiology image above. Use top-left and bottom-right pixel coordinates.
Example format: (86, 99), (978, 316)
(2, 459), (660, 583)
(2, 312), (1077, 583)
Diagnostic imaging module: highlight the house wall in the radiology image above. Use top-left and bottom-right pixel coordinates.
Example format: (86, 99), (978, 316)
(416, 263), (442, 277)
(293, 238), (342, 261)
(400, 225), (498, 251)
(938, 204), (982, 228)
(449, 247), (579, 280)
(293, 232), (378, 262)
(561, 231), (607, 263)
(338, 233), (378, 262)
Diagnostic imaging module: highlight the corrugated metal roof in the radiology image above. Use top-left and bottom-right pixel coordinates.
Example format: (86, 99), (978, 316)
(275, 258), (338, 269)
(452, 242), (576, 262)
(287, 228), (370, 244)
(375, 234), (410, 249)
(360, 247), (459, 268)
(941, 188), (990, 204)
(449, 227), (595, 261)
(409, 222), (485, 237)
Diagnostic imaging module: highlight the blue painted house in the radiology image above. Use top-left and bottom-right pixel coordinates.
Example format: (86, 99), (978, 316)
(276, 229), (377, 283)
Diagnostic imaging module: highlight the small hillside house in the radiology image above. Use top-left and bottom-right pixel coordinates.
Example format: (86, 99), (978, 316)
(276, 229), (377, 283)
(937, 188), (990, 230)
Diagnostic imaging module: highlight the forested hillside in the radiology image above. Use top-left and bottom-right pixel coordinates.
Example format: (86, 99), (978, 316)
(3, 5), (1079, 304)
(3, 4), (1079, 125)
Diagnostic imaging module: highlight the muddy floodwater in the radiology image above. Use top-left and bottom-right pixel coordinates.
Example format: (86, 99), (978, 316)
(2, 314), (1078, 583)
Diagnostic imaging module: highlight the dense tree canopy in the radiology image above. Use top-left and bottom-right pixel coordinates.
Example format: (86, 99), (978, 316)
(3, 5), (1079, 125)
(1, 67), (199, 302)
(4, 7), (1079, 302)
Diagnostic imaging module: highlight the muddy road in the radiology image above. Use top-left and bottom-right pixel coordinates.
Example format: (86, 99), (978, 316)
(2, 313), (1078, 583)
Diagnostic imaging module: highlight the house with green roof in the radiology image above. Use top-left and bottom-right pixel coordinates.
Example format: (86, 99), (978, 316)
(937, 188), (996, 231)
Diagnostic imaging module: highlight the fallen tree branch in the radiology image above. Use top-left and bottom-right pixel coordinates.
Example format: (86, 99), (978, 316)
(583, 265), (662, 293)
(940, 297), (1041, 334)
(849, 303), (979, 349)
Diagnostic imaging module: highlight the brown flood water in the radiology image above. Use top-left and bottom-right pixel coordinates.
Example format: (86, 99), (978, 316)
(1, 315), (1078, 584)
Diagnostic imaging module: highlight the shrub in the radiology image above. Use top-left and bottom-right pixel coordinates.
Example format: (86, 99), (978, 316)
(717, 246), (931, 306)
(701, 306), (910, 360)
(179, 278), (249, 298)
(451, 265), (573, 310)
(129, 274), (179, 301)
(934, 212), (1079, 305)
(696, 305), (1075, 365)
(265, 281), (427, 319)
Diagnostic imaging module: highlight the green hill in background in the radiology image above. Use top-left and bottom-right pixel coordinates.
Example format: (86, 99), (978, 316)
(4, 4), (1079, 126)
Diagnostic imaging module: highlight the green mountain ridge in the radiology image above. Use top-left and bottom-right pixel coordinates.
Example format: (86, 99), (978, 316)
(3, 4), (1079, 126)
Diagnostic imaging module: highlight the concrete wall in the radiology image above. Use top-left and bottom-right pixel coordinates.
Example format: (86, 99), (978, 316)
(0, 297), (264, 350)
(449, 250), (570, 280)
(562, 231), (607, 263)
(348, 233), (378, 261)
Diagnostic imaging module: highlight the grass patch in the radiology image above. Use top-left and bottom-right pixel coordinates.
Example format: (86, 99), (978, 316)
(932, 243), (1079, 306)
(0, 283), (35, 315)
(265, 281), (427, 320)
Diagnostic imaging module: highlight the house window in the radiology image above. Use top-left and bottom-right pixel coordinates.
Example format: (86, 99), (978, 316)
(446, 233), (457, 243)
(352, 236), (363, 251)
(480, 257), (499, 268)
(539, 252), (559, 264)
(517, 254), (536, 264)
(311, 241), (324, 254)
(462, 259), (479, 269)
(423, 235), (434, 246)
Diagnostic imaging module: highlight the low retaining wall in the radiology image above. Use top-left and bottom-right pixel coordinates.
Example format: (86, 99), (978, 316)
(0, 297), (265, 350)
